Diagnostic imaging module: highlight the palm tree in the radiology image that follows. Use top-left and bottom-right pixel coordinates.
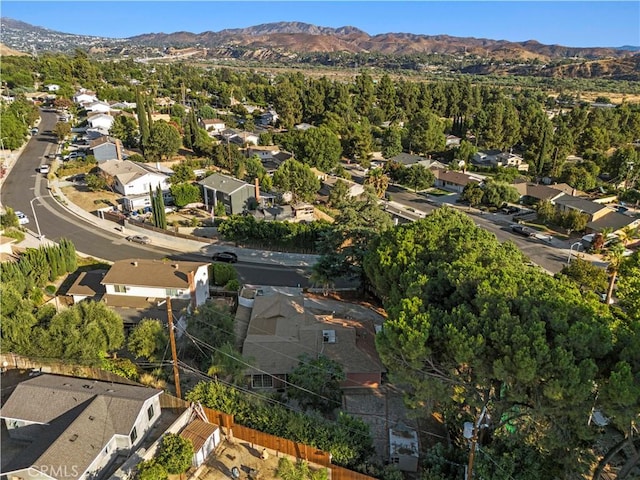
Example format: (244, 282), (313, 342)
(364, 168), (390, 198)
(604, 243), (625, 304)
(617, 225), (638, 246)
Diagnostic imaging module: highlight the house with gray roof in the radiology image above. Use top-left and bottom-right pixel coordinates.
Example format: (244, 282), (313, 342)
(0, 374), (162, 480)
(98, 160), (170, 196)
(90, 136), (124, 163)
(553, 194), (613, 222)
(199, 173), (258, 215)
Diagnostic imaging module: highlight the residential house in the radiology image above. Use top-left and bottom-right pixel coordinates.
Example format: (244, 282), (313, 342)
(180, 420), (221, 468)
(386, 153), (425, 166)
(494, 152), (529, 172)
(472, 149), (502, 166)
(513, 183), (567, 204)
(389, 423), (419, 472)
(99, 160), (170, 196)
(431, 168), (484, 194)
(44, 84), (60, 92)
(246, 145), (293, 164)
(242, 293), (385, 389)
(318, 176), (365, 202)
(0, 374), (162, 480)
(109, 101), (137, 110)
(90, 136), (124, 163)
(200, 118), (226, 134)
(73, 89), (98, 105)
(199, 173), (259, 215)
(150, 113), (171, 122)
(553, 194), (614, 222)
(84, 100), (112, 114)
(87, 113), (115, 131)
(586, 211), (640, 235)
(445, 134), (461, 148)
(230, 131), (260, 146)
(101, 258), (210, 308)
(257, 109), (278, 126)
(67, 270), (107, 303)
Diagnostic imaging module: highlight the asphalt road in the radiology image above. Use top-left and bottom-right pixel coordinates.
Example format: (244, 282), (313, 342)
(1, 110), (313, 287)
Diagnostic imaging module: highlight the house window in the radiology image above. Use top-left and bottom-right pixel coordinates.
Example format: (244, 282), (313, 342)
(147, 405), (154, 420)
(390, 456), (399, 464)
(252, 374), (273, 389)
(130, 427), (137, 444)
(166, 288), (179, 296)
(114, 285), (126, 293)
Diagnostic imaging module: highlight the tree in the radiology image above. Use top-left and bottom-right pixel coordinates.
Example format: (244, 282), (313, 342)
(536, 199), (556, 224)
(135, 460), (168, 480)
(556, 257), (609, 294)
(207, 342), (250, 385)
(407, 110), (445, 155)
(273, 159), (321, 203)
(604, 243), (625, 305)
(364, 168), (390, 198)
(461, 183), (484, 208)
(287, 354), (345, 414)
(402, 164), (434, 193)
(315, 188), (393, 289)
(146, 120), (181, 162)
(136, 88), (150, 152)
(170, 183), (201, 208)
(295, 126), (342, 172)
(111, 115), (139, 148)
(381, 125), (403, 159)
(328, 179), (350, 209)
(273, 77), (303, 129)
(52, 121), (71, 142)
(155, 433), (194, 474)
(85, 174), (107, 192)
(456, 140), (477, 164)
(127, 319), (168, 362)
(150, 185), (167, 229)
(1, 207), (19, 228)
(363, 207), (631, 477)
(481, 181), (520, 207)
(170, 162), (196, 184)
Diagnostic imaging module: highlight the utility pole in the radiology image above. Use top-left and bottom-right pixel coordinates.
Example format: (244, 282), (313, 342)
(166, 296), (182, 399)
(467, 405), (487, 480)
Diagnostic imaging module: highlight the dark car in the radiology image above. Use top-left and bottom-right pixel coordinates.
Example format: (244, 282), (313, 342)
(500, 205), (520, 214)
(126, 235), (151, 245)
(510, 224), (534, 237)
(212, 251), (238, 263)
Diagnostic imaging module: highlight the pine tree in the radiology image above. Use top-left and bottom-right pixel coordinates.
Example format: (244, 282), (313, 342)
(155, 185), (167, 229)
(136, 88), (150, 153)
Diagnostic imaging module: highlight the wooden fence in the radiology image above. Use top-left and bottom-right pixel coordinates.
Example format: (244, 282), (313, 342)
(157, 393), (376, 480)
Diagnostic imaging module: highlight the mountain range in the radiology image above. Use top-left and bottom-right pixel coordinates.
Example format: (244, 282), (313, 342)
(1, 18), (639, 80)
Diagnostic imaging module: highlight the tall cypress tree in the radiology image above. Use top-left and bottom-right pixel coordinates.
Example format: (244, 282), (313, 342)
(136, 88), (150, 153)
(155, 185), (167, 229)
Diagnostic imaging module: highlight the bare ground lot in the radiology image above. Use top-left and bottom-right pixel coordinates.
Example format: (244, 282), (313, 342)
(61, 184), (120, 212)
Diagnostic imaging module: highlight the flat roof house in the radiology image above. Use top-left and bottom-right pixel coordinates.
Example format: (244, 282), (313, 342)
(199, 173), (259, 215)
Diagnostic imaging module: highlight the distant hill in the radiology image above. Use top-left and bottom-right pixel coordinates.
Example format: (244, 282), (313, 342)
(1, 17), (637, 79)
(0, 42), (28, 56)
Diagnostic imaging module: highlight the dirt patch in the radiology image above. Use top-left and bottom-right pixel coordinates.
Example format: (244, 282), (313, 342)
(61, 185), (120, 212)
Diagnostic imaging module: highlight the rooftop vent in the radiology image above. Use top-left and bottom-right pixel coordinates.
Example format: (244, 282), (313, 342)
(322, 330), (336, 344)
(69, 434), (78, 442)
(132, 261), (138, 267)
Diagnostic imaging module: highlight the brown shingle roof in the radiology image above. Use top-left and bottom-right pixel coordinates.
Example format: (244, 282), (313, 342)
(101, 259), (208, 289)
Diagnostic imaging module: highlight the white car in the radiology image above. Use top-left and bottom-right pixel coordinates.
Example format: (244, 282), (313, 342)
(39, 165), (50, 174)
(15, 211), (29, 225)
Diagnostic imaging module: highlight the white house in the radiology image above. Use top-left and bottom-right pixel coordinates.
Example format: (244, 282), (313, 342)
(0, 374), (162, 480)
(180, 420), (221, 468)
(84, 100), (112, 113)
(230, 131), (260, 146)
(99, 160), (170, 196)
(87, 113), (115, 131)
(44, 84), (60, 92)
(201, 118), (226, 134)
(73, 89), (98, 105)
(101, 259), (210, 308)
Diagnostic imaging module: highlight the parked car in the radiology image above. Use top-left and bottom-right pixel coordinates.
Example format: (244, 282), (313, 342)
(126, 235), (151, 245)
(64, 151), (87, 161)
(15, 211), (29, 225)
(31, 127), (39, 135)
(500, 205), (520, 214)
(510, 224), (534, 237)
(212, 251), (238, 263)
(39, 165), (50, 174)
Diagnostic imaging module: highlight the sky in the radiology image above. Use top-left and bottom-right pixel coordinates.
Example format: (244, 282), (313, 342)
(2, 1), (639, 48)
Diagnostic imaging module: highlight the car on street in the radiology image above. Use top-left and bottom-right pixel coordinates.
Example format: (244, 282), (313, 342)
(64, 151), (87, 161)
(31, 127), (39, 135)
(212, 251), (238, 263)
(39, 165), (50, 174)
(500, 205), (520, 214)
(510, 224), (534, 237)
(15, 211), (29, 225)
(126, 235), (151, 245)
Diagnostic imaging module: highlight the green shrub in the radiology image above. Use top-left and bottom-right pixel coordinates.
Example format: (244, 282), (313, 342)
(45, 285), (56, 295)
(225, 279), (240, 291)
